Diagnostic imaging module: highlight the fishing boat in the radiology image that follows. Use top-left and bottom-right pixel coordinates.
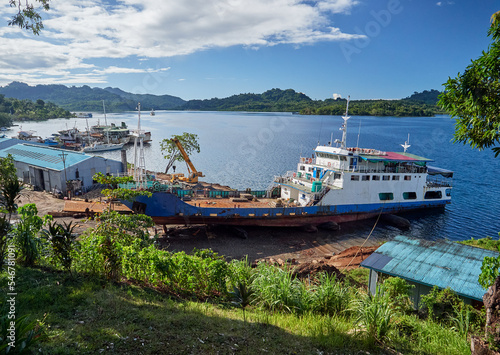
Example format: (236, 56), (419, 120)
(84, 101), (125, 152)
(83, 142), (124, 152)
(127, 99), (453, 227)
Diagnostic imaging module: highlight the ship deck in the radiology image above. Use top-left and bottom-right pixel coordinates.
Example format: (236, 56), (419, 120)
(185, 197), (285, 209)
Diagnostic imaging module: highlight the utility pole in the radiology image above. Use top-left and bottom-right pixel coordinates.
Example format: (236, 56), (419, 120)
(59, 151), (68, 196)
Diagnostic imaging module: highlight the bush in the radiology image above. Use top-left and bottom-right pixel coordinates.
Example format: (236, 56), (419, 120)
(383, 277), (414, 313)
(251, 263), (310, 314)
(12, 204), (47, 267)
(420, 286), (461, 322)
(43, 221), (77, 272)
(310, 272), (351, 316)
(351, 286), (393, 342)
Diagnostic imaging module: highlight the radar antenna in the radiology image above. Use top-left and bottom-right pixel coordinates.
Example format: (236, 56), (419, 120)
(401, 134), (411, 153)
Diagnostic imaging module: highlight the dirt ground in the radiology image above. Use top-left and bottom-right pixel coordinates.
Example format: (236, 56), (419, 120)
(16, 190), (383, 269)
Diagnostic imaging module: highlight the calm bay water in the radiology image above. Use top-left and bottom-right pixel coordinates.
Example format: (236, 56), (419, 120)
(14, 111), (500, 243)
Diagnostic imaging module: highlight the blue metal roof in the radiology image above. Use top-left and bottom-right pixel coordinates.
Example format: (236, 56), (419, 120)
(0, 143), (91, 171)
(361, 235), (498, 301)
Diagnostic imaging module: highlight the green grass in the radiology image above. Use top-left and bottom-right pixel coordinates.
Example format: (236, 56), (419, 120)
(1, 266), (471, 354)
(459, 235), (500, 251)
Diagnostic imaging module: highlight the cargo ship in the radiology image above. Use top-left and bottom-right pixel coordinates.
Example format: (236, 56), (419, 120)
(128, 100), (452, 227)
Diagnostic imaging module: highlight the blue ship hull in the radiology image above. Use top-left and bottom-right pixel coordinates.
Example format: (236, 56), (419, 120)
(128, 192), (449, 227)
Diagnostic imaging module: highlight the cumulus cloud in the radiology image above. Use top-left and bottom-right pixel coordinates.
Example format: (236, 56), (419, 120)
(332, 93), (342, 99)
(0, 0), (364, 85)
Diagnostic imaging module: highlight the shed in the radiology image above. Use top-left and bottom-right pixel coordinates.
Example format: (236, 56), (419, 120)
(360, 235), (498, 307)
(0, 142), (124, 194)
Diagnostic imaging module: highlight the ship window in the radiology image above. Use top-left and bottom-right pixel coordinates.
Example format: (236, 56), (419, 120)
(334, 173), (341, 180)
(309, 167), (313, 172)
(300, 166), (305, 171)
(351, 175), (359, 181)
(362, 175), (370, 181)
(404, 175), (411, 181)
(340, 156), (347, 161)
(403, 192), (417, 200)
(425, 191), (442, 199)
(372, 175), (380, 181)
(446, 189), (451, 197)
(379, 192), (394, 201)
(392, 175), (399, 181)
(382, 175), (390, 181)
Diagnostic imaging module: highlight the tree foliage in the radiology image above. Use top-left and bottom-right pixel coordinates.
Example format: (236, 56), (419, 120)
(439, 13), (500, 157)
(93, 172), (152, 204)
(8, 0), (51, 35)
(0, 93), (72, 123)
(160, 132), (200, 174)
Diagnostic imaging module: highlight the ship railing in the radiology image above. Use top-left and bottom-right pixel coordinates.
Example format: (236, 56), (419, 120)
(349, 165), (427, 174)
(426, 176), (453, 188)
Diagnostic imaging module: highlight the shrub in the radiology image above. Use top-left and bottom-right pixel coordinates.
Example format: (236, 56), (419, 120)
(310, 272), (350, 316)
(351, 286), (393, 342)
(382, 277), (414, 313)
(43, 221), (77, 272)
(12, 204), (48, 267)
(420, 286), (461, 323)
(251, 263), (309, 314)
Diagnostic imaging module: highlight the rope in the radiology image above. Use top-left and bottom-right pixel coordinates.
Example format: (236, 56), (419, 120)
(341, 202), (385, 272)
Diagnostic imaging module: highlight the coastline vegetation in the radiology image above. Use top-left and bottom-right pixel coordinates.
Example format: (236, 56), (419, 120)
(0, 82), (443, 117)
(0, 94), (72, 126)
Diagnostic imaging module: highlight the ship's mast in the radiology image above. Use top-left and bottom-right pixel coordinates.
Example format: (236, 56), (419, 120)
(401, 134), (411, 153)
(340, 96), (350, 149)
(133, 102), (146, 188)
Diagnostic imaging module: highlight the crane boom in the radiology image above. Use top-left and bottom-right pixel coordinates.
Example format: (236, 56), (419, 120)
(171, 138), (204, 183)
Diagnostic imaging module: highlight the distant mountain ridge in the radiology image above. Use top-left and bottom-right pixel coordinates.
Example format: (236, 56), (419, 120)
(0, 82), (442, 117)
(0, 82), (185, 112)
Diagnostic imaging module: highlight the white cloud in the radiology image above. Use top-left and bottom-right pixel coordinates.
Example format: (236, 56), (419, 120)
(0, 0), (364, 85)
(332, 93), (342, 99)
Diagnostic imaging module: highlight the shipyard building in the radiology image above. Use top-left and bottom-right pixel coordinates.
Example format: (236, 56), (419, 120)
(0, 138), (124, 194)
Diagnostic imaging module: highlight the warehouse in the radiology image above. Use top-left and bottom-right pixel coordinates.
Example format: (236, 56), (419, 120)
(0, 141), (124, 194)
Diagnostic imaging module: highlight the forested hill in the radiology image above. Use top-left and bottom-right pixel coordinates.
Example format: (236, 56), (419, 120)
(0, 94), (72, 126)
(182, 88), (313, 112)
(0, 82), (185, 112)
(0, 82), (442, 117)
(403, 89), (441, 105)
(182, 88), (443, 117)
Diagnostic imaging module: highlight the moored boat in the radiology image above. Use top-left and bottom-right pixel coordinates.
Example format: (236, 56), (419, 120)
(126, 98), (452, 227)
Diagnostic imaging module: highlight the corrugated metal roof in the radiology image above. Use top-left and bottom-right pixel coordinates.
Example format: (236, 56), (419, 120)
(359, 151), (434, 163)
(361, 235), (498, 301)
(0, 143), (91, 171)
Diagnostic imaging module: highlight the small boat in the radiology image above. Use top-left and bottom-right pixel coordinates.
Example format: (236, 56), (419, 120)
(126, 98), (453, 228)
(83, 101), (125, 152)
(150, 109), (155, 116)
(83, 142), (124, 153)
(74, 112), (93, 118)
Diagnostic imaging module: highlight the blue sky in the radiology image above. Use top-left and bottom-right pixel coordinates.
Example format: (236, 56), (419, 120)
(0, 0), (498, 100)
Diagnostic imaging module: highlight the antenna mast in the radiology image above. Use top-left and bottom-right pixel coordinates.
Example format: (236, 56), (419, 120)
(340, 96), (350, 149)
(133, 102), (146, 188)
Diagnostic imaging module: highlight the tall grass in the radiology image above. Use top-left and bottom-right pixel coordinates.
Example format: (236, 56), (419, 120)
(251, 262), (309, 313)
(310, 272), (351, 316)
(351, 286), (392, 342)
